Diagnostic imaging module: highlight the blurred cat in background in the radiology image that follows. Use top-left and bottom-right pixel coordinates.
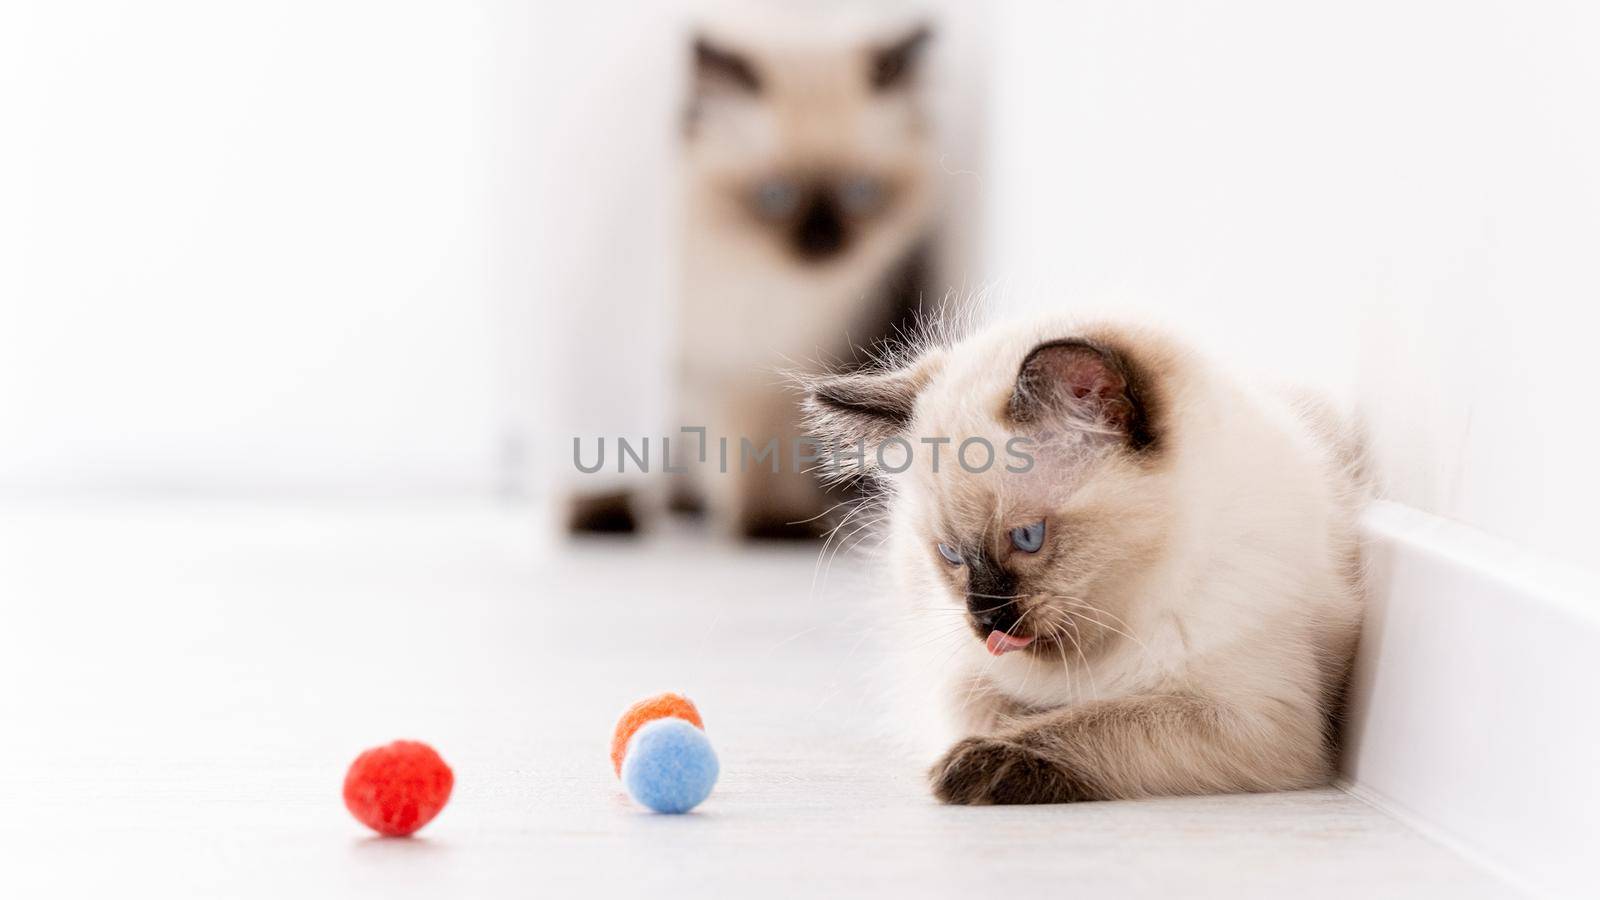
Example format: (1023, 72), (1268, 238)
(570, 11), (944, 538)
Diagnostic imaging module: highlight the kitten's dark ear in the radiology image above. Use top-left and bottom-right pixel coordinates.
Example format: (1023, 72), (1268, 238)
(800, 354), (941, 477)
(803, 366), (923, 446)
(692, 35), (762, 94)
(870, 24), (933, 91)
(1009, 339), (1157, 450)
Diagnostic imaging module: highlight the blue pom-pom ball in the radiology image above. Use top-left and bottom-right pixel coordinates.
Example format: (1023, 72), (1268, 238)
(621, 717), (719, 814)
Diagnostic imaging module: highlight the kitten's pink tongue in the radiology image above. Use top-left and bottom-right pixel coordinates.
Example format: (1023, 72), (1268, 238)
(986, 631), (1035, 656)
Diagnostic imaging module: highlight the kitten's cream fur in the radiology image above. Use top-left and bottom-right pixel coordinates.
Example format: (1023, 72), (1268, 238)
(804, 317), (1365, 804)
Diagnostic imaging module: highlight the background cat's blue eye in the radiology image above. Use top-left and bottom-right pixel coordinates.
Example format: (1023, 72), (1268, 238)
(839, 176), (884, 216)
(753, 179), (799, 219)
(1010, 521), (1046, 553)
(936, 542), (963, 566)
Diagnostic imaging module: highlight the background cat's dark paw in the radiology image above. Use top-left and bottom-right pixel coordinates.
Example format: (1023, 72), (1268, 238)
(929, 737), (1089, 805)
(567, 490), (639, 535)
(665, 485), (706, 518)
(738, 510), (825, 541)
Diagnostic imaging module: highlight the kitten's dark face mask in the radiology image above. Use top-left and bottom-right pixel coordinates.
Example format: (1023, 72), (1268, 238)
(932, 521), (1053, 654)
(746, 173), (895, 262)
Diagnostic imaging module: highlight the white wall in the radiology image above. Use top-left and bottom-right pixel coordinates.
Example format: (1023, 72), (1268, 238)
(986, 0), (1600, 581)
(519, 2), (683, 499)
(0, 1), (505, 496)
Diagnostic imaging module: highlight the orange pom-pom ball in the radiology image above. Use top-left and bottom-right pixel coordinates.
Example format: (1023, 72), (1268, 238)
(610, 692), (704, 776)
(343, 740), (454, 836)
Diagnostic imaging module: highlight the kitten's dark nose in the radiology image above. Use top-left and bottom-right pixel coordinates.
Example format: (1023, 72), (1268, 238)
(966, 556), (1020, 637)
(967, 595), (1022, 637)
(792, 193), (848, 260)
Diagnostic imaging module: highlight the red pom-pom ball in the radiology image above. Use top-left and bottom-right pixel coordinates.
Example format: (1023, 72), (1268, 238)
(343, 740), (454, 836)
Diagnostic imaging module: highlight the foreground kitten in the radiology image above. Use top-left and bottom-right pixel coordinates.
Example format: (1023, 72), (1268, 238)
(803, 318), (1365, 804)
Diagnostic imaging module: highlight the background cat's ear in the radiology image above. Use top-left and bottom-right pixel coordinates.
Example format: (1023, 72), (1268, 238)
(1009, 339), (1156, 450)
(869, 24), (933, 91)
(800, 352), (942, 477)
(692, 34), (762, 95)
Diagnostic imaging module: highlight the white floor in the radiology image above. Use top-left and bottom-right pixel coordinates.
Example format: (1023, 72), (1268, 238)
(0, 502), (1510, 898)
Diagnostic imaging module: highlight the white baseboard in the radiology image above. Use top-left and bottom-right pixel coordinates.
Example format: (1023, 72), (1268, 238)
(1342, 502), (1600, 898)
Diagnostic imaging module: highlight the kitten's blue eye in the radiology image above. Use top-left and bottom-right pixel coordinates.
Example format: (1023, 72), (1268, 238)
(839, 176), (884, 216)
(936, 542), (963, 566)
(754, 179), (799, 219)
(1010, 521), (1047, 553)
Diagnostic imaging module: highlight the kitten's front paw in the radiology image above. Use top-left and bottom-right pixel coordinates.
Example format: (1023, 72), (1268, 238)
(929, 737), (1089, 805)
